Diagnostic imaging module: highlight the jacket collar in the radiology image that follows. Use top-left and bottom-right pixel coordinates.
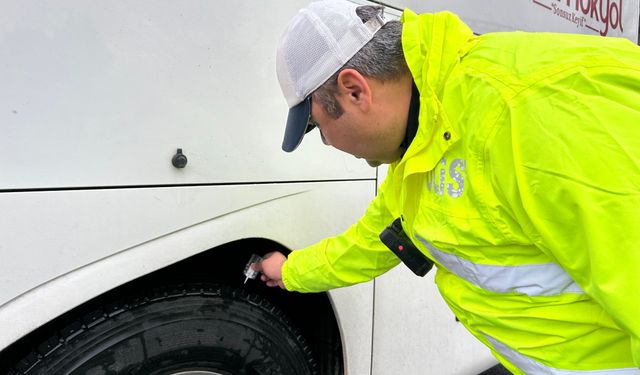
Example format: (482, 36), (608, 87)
(400, 82), (420, 156)
(395, 10), (475, 178)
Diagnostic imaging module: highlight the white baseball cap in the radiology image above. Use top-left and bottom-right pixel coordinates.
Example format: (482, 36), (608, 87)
(276, 0), (388, 152)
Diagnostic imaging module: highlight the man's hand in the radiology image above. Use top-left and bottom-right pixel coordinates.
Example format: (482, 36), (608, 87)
(252, 251), (287, 289)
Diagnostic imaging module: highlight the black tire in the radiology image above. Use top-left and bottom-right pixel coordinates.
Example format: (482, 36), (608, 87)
(13, 284), (318, 375)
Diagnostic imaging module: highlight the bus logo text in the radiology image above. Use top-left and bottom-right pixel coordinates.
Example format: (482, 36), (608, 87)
(533, 0), (625, 36)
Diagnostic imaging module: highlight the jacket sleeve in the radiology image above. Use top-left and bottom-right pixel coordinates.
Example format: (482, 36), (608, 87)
(282, 170), (401, 293)
(496, 69), (640, 364)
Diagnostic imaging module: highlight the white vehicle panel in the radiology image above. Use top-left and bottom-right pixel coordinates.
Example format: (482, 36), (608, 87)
(385, 0), (639, 43)
(0, 181), (375, 375)
(0, 182), (367, 304)
(373, 268), (497, 374)
(0, 0), (373, 190)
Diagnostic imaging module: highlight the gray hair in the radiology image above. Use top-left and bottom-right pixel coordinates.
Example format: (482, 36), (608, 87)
(312, 6), (409, 119)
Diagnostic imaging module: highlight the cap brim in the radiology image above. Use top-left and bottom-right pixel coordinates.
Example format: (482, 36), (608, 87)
(281, 97), (311, 152)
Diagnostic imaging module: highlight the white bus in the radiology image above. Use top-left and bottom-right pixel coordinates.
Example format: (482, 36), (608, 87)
(0, 1), (637, 374)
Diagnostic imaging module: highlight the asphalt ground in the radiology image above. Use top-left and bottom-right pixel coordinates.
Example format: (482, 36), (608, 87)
(478, 364), (512, 375)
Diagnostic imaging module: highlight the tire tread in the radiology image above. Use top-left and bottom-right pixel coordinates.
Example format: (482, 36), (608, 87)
(10, 283), (318, 375)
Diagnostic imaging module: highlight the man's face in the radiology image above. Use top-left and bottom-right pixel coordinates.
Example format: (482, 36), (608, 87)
(311, 100), (408, 167)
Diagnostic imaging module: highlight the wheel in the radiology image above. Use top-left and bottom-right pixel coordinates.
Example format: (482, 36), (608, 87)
(12, 284), (318, 375)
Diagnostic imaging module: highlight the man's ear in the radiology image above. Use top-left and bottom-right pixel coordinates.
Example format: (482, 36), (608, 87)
(336, 69), (371, 111)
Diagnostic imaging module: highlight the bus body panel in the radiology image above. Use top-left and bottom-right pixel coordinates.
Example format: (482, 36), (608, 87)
(6, 0), (633, 373)
(387, 0), (639, 43)
(0, 2), (382, 373)
(0, 181), (375, 375)
(0, 0), (374, 191)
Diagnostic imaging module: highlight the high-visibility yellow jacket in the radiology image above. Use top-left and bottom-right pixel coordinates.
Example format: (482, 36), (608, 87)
(282, 9), (640, 374)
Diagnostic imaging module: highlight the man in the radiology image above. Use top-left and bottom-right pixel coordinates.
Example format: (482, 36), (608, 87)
(254, 0), (640, 373)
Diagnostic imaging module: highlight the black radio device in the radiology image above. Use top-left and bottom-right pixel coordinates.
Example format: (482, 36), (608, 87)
(379, 218), (433, 277)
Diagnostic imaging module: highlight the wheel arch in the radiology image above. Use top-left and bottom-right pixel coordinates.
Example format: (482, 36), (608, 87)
(0, 238), (344, 374)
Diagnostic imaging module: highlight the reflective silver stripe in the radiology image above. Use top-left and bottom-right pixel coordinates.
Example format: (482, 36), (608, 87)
(486, 335), (640, 375)
(416, 235), (584, 296)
